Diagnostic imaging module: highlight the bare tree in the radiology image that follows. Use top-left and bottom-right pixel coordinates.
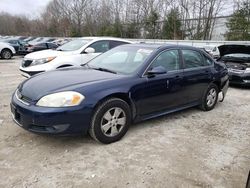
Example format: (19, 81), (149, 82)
(0, 0), (232, 39)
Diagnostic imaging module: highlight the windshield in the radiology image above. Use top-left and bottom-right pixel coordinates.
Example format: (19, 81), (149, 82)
(87, 46), (154, 75)
(57, 39), (92, 51)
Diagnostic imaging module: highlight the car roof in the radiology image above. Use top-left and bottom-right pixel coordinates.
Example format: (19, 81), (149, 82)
(121, 43), (200, 50)
(76, 37), (133, 43)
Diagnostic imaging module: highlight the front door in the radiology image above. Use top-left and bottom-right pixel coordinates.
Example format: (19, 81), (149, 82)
(136, 49), (185, 116)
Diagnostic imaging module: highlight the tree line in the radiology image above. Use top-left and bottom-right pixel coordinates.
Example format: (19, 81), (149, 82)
(0, 0), (249, 40)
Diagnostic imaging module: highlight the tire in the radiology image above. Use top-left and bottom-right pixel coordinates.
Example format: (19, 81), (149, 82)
(89, 98), (131, 144)
(199, 83), (219, 111)
(1, 49), (12, 59)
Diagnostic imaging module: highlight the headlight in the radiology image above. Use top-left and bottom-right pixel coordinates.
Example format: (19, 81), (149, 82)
(31, 57), (56, 66)
(245, 68), (250, 73)
(36, 91), (85, 107)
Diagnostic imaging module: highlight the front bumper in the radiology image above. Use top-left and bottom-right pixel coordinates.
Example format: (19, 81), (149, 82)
(11, 94), (92, 135)
(19, 61), (54, 77)
(19, 69), (44, 78)
(229, 72), (250, 86)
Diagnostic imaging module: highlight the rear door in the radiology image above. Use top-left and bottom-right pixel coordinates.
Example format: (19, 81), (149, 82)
(181, 49), (213, 103)
(137, 49), (185, 115)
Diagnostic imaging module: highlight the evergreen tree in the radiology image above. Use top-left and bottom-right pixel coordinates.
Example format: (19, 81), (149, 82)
(226, 1), (250, 40)
(162, 8), (183, 39)
(145, 10), (160, 39)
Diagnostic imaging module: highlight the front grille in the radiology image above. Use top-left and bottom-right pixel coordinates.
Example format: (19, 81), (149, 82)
(22, 60), (33, 67)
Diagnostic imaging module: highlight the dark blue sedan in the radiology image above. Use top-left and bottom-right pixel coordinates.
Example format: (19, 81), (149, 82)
(11, 44), (229, 143)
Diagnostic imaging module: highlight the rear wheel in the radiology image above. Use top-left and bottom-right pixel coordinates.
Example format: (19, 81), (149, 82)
(1, 49), (12, 59)
(89, 98), (131, 144)
(200, 83), (219, 111)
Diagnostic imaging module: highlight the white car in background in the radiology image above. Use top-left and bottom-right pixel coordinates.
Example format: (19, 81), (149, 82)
(20, 37), (132, 77)
(203, 45), (220, 59)
(0, 42), (16, 59)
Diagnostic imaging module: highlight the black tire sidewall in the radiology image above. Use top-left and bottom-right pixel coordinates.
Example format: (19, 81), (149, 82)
(202, 84), (219, 111)
(91, 98), (131, 144)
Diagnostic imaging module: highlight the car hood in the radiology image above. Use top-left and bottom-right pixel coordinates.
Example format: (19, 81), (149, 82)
(218, 45), (250, 57)
(18, 68), (122, 101)
(24, 49), (76, 60)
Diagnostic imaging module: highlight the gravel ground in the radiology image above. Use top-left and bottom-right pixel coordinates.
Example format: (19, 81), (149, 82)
(0, 57), (249, 188)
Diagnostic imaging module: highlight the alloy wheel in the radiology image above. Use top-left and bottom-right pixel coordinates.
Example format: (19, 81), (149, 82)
(206, 88), (217, 107)
(101, 107), (126, 137)
(3, 50), (11, 59)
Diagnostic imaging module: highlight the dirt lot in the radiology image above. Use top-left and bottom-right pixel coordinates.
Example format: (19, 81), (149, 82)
(0, 57), (249, 188)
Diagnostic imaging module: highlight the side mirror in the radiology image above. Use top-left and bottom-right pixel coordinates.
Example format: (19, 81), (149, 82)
(84, 47), (95, 54)
(147, 66), (167, 76)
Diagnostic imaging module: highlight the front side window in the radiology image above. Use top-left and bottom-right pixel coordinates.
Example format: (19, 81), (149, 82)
(182, 50), (204, 69)
(203, 55), (214, 66)
(88, 41), (110, 53)
(9, 40), (17, 44)
(150, 50), (180, 71)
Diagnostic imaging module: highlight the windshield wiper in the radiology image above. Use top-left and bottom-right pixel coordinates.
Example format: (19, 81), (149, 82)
(81, 64), (117, 74)
(92, 67), (117, 74)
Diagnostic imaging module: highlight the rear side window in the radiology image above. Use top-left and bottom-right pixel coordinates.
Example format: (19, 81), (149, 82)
(88, 41), (110, 53)
(110, 41), (129, 49)
(182, 50), (204, 69)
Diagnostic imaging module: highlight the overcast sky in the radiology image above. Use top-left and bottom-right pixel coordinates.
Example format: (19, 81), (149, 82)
(0, 0), (52, 18)
(0, 0), (235, 19)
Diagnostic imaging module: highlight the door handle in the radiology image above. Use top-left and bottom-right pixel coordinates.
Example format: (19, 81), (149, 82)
(166, 80), (169, 88)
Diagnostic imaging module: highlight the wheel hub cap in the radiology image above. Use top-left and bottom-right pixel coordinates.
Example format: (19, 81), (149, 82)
(101, 107), (126, 137)
(206, 88), (217, 107)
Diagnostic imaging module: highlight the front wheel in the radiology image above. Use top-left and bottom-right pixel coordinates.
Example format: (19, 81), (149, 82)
(89, 98), (131, 144)
(200, 83), (219, 111)
(1, 49), (12, 59)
